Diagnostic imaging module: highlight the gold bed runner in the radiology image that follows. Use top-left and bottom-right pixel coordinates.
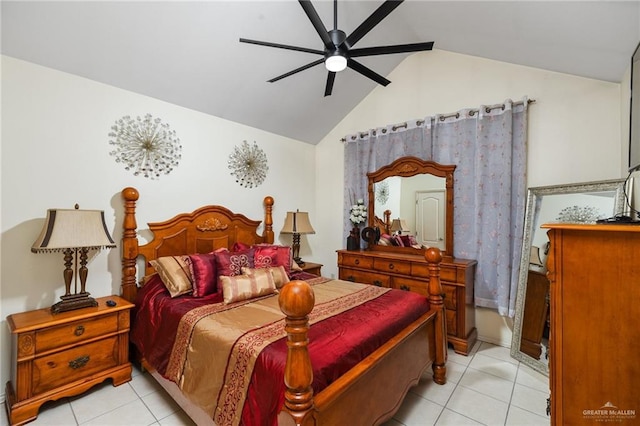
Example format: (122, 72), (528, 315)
(166, 278), (390, 426)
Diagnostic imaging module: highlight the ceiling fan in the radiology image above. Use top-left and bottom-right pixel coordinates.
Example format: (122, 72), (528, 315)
(240, 0), (434, 97)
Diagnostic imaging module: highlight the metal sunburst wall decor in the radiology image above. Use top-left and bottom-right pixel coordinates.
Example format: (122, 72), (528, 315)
(376, 181), (390, 204)
(228, 140), (269, 188)
(108, 114), (182, 179)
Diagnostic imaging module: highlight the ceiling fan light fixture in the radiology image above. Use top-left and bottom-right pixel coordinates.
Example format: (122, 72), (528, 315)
(325, 53), (347, 72)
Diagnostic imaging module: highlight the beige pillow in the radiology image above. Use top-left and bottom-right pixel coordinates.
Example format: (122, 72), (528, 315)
(242, 265), (290, 289)
(150, 255), (193, 297)
(221, 269), (276, 304)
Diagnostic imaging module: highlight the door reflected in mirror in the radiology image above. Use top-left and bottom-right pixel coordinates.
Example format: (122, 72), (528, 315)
(511, 179), (630, 376)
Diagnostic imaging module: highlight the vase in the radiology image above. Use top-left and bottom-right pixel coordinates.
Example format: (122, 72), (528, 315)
(346, 227), (360, 251)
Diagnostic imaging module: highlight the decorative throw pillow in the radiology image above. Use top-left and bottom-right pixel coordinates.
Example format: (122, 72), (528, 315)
(243, 265), (290, 289)
(399, 235), (412, 247)
(150, 255), (193, 297)
(189, 252), (218, 297)
(253, 244), (292, 275)
(215, 247), (255, 277)
(220, 269), (276, 304)
(392, 235), (404, 247)
(232, 241), (251, 252)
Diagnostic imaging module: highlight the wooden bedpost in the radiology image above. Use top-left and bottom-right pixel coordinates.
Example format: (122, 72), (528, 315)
(278, 280), (316, 426)
(264, 196), (274, 244)
(121, 187), (140, 303)
(426, 247), (447, 385)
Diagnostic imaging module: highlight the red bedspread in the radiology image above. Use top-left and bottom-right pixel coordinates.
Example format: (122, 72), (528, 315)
(131, 273), (431, 425)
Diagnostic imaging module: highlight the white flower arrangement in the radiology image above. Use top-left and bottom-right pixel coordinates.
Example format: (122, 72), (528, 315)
(349, 199), (367, 226)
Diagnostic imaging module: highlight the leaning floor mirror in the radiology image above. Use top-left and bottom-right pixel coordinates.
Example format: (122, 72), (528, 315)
(510, 178), (630, 375)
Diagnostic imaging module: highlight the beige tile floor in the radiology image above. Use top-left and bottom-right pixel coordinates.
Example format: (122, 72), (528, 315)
(1, 341), (550, 425)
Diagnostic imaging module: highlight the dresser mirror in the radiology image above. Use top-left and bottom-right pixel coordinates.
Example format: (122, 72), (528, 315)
(510, 178), (629, 375)
(367, 157), (455, 257)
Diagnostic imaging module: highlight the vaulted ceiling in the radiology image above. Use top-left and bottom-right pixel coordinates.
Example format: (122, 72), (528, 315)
(3, 1), (639, 144)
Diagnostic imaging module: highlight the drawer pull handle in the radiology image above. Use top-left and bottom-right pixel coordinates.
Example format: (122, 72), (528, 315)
(388, 263), (394, 270)
(69, 355), (90, 369)
(400, 285), (410, 291)
(354, 259), (360, 265)
(74, 325), (85, 336)
(373, 280), (383, 287)
(347, 276), (356, 282)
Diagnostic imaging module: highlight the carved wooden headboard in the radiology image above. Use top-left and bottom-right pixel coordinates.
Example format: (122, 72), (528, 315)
(120, 187), (274, 302)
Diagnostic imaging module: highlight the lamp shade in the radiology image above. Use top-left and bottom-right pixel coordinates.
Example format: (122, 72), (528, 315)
(390, 218), (409, 233)
(32, 208), (116, 252)
(281, 211), (315, 235)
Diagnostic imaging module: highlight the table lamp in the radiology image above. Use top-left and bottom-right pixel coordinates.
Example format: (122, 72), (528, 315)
(281, 210), (315, 266)
(31, 205), (116, 313)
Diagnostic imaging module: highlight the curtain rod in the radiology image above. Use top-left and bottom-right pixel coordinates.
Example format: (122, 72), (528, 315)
(340, 98), (536, 142)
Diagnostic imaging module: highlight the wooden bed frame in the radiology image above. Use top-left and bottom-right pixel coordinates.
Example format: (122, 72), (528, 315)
(120, 187), (447, 426)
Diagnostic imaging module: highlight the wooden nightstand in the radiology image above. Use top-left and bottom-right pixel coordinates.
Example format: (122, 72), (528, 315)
(299, 262), (322, 276)
(5, 295), (133, 426)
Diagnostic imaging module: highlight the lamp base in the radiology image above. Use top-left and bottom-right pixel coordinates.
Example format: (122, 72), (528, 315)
(294, 257), (306, 267)
(51, 292), (98, 314)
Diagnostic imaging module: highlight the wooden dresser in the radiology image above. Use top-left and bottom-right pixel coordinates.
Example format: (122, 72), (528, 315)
(543, 224), (640, 425)
(5, 295), (133, 426)
(337, 249), (477, 355)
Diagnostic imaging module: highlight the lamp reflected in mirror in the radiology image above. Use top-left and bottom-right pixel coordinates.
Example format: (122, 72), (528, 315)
(390, 218), (409, 235)
(281, 210), (315, 266)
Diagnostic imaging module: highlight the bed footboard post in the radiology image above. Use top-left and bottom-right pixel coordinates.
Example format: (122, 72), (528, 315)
(121, 187), (140, 303)
(264, 196), (274, 244)
(278, 280), (316, 426)
(426, 247), (447, 385)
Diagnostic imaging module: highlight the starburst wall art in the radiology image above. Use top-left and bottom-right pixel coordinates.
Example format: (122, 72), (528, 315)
(108, 114), (182, 179)
(228, 140), (269, 188)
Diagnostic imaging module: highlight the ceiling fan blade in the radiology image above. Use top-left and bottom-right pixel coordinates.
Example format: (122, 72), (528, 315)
(350, 41), (434, 57)
(268, 58), (325, 83)
(344, 0), (404, 49)
(347, 59), (391, 87)
(299, 0), (333, 50)
(324, 72), (336, 97)
(240, 38), (324, 55)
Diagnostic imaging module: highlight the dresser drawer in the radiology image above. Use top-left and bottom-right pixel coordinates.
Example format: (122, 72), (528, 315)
(36, 314), (118, 353)
(339, 268), (390, 287)
(32, 336), (119, 394)
(442, 284), (457, 310)
(411, 263), (457, 282)
(373, 258), (411, 275)
(393, 276), (428, 296)
(446, 309), (457, 336)
(339, 253), (374, 269)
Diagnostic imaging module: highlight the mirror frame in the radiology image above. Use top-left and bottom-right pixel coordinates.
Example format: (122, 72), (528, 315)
(367, 156), (456, 257)
(510, 178), (629, 375)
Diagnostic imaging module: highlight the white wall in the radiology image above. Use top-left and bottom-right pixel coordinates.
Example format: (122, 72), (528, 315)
(314, 49), (624, 347)
(0, 56), (317, 392)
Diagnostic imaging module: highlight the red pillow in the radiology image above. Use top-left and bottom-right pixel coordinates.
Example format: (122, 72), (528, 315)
(399, 235), (412, 247)
(232, 241), (251, 251)
(215, 247), (255, 278)
(253, 244), (292, 275)
(189, 252), (217, 297)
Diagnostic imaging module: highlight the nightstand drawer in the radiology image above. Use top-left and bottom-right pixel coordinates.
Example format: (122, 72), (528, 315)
(32, 336), (119, 395)
(36, 314), (118, 353)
